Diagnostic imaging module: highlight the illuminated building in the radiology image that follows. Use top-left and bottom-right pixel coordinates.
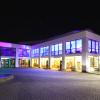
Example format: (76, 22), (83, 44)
(0, 30), (100, 73)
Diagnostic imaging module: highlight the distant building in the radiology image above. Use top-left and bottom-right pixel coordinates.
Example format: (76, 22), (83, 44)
(0, 30), (100, 73)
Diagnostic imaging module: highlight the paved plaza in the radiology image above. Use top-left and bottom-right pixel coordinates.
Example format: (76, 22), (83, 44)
(0, 68), (100, 100)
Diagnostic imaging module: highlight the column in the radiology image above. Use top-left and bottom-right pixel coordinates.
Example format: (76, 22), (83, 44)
(62, 41), (65, 71)
(49, 45), (51, 69)
(0, 56), (1, 68)
(39, 48), (41, 68)
(16, 48), (19, 67)
(82, 37), (88, 72)
(30, 48), (32, 68)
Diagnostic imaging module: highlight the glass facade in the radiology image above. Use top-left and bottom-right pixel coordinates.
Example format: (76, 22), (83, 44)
(66, 39), (82, 54)
(88, 39), (99, 54)
(32, 48), (39, 57)
(0, 47), (16, 56)
(40, 46), (49, 56)
(18, 48), (30, 57)
(51, 43), (62, 56)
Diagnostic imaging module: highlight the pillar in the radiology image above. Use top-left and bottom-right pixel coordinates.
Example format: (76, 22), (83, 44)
(82, 37), (88, 72)
(30, 48), (32, 68)
(15, 48), (19, 67)
(62, 41), (65, 71)
(48, 45), (51, 69)
(39, 48), (41, 68)
(0, 56), (1, 68)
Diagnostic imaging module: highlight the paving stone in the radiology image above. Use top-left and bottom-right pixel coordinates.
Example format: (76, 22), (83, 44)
(0, 68), (100, 100)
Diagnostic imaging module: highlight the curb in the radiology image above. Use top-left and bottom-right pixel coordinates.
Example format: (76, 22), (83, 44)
(0, 75), (14, 83)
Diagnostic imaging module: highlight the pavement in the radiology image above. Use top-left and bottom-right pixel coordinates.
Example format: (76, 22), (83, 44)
(0, 68), (100, 100)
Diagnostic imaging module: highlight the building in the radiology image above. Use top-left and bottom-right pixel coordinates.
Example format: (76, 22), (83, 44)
(0, 30), (100, 73)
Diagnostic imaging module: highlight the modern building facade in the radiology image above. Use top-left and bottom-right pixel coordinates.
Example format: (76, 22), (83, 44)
(0, 30), (100, 73)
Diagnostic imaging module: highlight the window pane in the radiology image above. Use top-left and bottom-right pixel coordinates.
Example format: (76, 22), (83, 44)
(76, 39), (82, 53)
(66, 42), (70, 49)
(92, 41), (95, 49)
(71, 41), (75, 49)
(40, 48), (43, 53)
(55, 44), (58, 55)
(92, 41), (95, 52)
(59, 43), (62, 50)
(96, 42), (99, 49)
(76, 39), (82, 48)
(55, 44), (58, 51)
(88, 40), (91, 48)
(71, 41), (75, 53)
(51, 45), (54, 51)
(32, 50), (34, 57)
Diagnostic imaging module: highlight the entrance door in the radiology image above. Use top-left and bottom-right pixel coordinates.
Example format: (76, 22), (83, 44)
(32, 59), (39, 68)
(19, 59), (30, 68)
(40, 58), (49, 69)
(65, 57), (75, 71)
(75, 56), (82, 72)
(51, 58), (62, 70)
(88, 56), (99, 72)
(10, 58), (15, 68)
(1, 59), (10, 68)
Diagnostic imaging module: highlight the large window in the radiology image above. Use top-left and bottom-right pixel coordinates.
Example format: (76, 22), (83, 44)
(32, 48), (39, 57)
(40, 46), (49, 56)
(88, 39), (99, 54)
(51, 43), (62, 56)
(66, 39), (82, 54)
(18, 49), (30, 57)
(0, 47), (16, 56)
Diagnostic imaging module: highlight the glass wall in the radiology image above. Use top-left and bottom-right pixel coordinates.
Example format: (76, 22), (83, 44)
(32, 58), (39, 68)
(88, 56), (99, 72)
(51, 57), (62, 70)
(18, 48), (30, 57)
(0, 47), (16, 56)
(88, 39), (99, 54)
(31, 48), (39, 57)
(51, 43), (62, 56)
(65, 56), (82, 72)
(66, 39), (82, 54)
(40, 46), (49, 56)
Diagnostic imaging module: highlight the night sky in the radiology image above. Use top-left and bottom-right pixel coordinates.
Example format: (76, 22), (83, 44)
(0, 15), (100, 45)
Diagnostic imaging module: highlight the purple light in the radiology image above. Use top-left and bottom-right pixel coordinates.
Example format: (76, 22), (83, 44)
(0, 42), (12, 47)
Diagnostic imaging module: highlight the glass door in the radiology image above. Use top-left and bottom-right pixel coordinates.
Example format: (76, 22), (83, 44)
(10, 58), (15, 68)
(65, 57), (75, 71)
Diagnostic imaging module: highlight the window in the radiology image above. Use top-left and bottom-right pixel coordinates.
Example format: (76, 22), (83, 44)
(66, 42), (70, 54)
(58, 43), (62, 54)
(88, 40), (91, 53)
(76, 39), (82, 53)
(92, 40), (95, 53)
(40, 48), (44, 56)
(66, 39), (82, 54)
(40, 46), (49, 56)
(96, 42), (99, 54)
(88, 39), (99, 54)
(32, 48), (39, 57)
(51, 45), (55, 55)
(51, 43), (62, 56)
(55, 44), (58, 55)
(71, 40), (75, 53)
(44, 46), (49, 56)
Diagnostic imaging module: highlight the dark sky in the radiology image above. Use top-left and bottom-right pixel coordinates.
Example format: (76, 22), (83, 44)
(0, 15), (100, 44)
